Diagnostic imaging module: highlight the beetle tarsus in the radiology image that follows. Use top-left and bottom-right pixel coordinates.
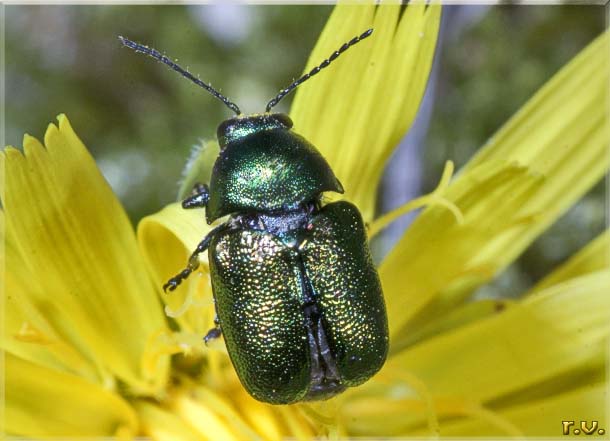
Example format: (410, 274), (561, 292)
(163, 278), (180, 292)
(163, 223), (230, 293)
(204, 326), (222, 345)
(163, 257), (200, 292)
(182, 183), (209, 209)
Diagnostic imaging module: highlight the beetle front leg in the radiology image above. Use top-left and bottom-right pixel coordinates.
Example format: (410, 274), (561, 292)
(163, 223), (227, 292)
(182, 183), (209, 209)
(163, 250), (203, 292)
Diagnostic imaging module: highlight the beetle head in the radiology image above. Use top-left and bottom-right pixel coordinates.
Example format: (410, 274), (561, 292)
(217, 113), (293, 149)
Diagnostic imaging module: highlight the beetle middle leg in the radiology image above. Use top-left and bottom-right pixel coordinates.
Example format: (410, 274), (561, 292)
(204, 314), (222, 345)
(163, 223), (227, 292)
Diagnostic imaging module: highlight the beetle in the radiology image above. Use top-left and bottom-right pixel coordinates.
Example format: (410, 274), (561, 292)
(119, 29), (388, 404)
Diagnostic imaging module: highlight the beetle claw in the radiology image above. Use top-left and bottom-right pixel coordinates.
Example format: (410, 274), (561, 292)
(163, 278), (179, 292)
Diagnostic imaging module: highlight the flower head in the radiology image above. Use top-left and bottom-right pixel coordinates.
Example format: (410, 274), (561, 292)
(3, 4), (609, 439)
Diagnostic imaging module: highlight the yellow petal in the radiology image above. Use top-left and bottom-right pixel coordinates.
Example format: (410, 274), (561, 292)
(135, 401), (207, 441)
(171, 392), (242, 441)
(290, 4), (441, 222)
(527, 230), (609, 295)
(341, 271), (608, 436)
(381, 30), (610, 341)
(369, 161), (464, 238)
(383, 161), (541, 340)
(1, 210), (102, 383)
(459, 29), (610, 269)
(235, 399), (284, 441)
(1, 115), (169, 394)
(337, 367), (441, 437)
(489, 347), (606, 410)
(275, 406), (318, 441)
(397, 298), (513, 349)
(382, 271), (609, 432)
(190, 386), (268, 440)
(339, 395), (521, 437)
(138, 202), (216, 335)
(234, 385), (318, 441)
(419, 381), (607, 436)
(5, 353), (138, 437)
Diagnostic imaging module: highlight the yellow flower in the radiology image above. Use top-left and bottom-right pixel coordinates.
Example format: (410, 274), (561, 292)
(3, 4), (609, 439)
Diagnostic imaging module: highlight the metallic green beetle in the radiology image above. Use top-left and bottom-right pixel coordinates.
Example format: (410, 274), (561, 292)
(120, 29), (388, 404)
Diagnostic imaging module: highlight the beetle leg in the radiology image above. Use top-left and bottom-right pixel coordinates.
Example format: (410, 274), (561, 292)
(204, 324), (222, 345)
(204, 314), (222, 345)
(182, 183), (209, 209)
(163, 223), (227, 292)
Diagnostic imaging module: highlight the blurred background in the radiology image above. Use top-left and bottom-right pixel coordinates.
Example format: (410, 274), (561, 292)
(5, 5), (606, 298)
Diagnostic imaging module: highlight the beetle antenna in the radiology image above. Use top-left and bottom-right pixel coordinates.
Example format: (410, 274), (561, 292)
(119, 36), (241, 115)
(265, 28), (373, 113)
